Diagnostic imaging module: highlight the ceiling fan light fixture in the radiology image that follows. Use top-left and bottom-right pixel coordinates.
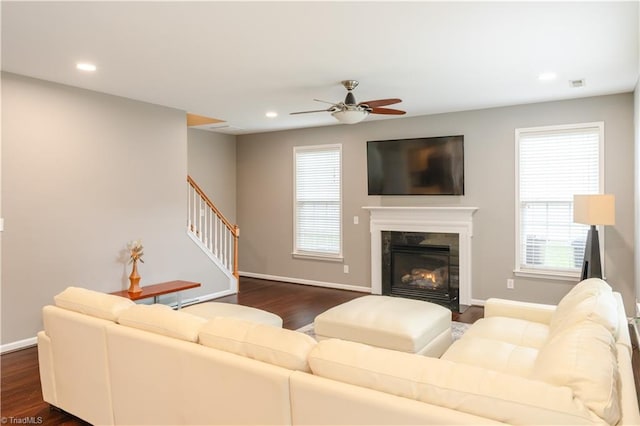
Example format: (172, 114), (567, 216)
(331, 109), (368, 124)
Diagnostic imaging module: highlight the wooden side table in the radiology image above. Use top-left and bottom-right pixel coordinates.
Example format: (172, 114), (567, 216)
(111, 280), (201, 309)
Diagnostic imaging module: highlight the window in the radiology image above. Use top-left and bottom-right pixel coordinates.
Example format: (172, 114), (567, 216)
(293, 144), (342, 260)
(515, 122), (603, 279)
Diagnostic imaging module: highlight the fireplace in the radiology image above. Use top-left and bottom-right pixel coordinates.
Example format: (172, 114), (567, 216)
(381, 231), (459, 311)
(364, 206), (478, 308)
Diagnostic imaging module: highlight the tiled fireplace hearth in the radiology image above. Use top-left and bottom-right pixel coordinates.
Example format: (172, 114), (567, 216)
(363, 206), (478, 309)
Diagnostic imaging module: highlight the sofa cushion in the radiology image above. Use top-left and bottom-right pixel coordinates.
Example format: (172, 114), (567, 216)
(484, 298), (556, 324)
(441, 336), (538, 377)
(54, 286), (135, 322)
(309, 339), (600, 424)
(550, 278), (618, 337)
(182, 302), (283, 327)
(461, 316), (549, 349)
(533, 321), (620, 425)
(117, 304), (206, 342)
(199, 317), (317, 372)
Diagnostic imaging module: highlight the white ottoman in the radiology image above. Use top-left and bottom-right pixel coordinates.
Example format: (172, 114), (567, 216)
(182, 302), (283, 327)
(314, 295), (452, 357)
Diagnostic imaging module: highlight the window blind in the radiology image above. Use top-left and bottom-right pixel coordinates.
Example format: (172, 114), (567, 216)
(517, 124), (601, 275)
(294, 145), (342, 257)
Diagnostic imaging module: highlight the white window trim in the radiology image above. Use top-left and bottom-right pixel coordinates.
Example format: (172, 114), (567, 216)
(514, 121), (605, 281)
(292, 144), (343, 261)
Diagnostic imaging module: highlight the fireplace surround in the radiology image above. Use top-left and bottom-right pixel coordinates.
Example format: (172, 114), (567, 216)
(364, 206), (478, 308)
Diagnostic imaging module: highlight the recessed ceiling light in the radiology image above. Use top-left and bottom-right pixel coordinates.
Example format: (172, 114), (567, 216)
(538, 72), (557, 81)
(76, 63), (97, 72)
(265, 111), (278, 118)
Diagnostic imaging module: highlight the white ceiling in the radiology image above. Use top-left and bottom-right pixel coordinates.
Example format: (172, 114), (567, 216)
(2, 1), (638, 135)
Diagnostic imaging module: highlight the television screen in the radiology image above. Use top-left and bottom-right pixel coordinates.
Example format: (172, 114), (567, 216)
(367, 135), (464, 195)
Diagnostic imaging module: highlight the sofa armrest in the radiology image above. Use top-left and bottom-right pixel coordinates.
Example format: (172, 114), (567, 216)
(484, 298), (556, 324)
(37, 330), (57, 406)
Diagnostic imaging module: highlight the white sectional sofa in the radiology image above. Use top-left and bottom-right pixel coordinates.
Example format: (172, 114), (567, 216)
(38, 278), (639, 425)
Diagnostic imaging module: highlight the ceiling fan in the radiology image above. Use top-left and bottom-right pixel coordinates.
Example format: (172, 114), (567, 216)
(291, 80), (406, 124)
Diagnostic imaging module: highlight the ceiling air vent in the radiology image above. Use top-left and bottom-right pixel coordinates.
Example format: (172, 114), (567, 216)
(569, 79), (586, 88)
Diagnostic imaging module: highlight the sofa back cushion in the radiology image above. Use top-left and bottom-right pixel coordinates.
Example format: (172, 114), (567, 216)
(533, 321), (620, 425)
(199, 317), (316, 371)
(117, 304), (206, 342)
(549, 278), (618, 337)
(309, 339), (601, 424)
(54, 286), (134, 322)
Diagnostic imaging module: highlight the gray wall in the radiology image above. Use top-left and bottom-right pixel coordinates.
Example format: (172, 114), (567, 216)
(237, 93), (636, 313)
(187, 128), (237, 224)
(1, 73), (231, 345)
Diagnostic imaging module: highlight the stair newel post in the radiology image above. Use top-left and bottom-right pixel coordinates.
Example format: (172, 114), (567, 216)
(233, 225), (240, 280)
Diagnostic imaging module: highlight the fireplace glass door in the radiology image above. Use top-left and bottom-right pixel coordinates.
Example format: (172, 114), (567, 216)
(390, 244), (452, 304)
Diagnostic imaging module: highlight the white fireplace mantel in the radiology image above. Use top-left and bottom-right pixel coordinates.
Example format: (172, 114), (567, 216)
(363, 206), (478, 306)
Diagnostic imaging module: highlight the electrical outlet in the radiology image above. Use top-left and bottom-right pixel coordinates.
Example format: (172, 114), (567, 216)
(507, 279), (514, 289)
(344, 265), (349, 274)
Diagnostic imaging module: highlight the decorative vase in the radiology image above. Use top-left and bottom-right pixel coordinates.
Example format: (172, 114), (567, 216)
(128, 259), (142, 294)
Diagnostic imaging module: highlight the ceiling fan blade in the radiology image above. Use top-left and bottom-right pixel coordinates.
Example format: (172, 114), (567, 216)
(360, 98), (402, 108)
(370, 107), (406, 115)
(290, 108), (332, 115)
(313, 99), (339, 106)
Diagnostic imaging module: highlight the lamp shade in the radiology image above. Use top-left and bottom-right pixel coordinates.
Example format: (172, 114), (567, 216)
(331, 109), (368, 124)
(573, 194), (615, 225)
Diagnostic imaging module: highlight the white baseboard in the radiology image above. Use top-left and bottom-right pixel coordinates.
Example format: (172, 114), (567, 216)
(470, 298), (486, 307)
(1, 336), (37, 354)
(239, 271), (371, 294)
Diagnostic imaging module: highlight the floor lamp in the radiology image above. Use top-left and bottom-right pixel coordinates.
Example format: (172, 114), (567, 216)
(573, 194), (615, 280)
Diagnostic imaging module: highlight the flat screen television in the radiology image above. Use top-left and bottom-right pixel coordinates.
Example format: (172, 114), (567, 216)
(367, 135), (464, 195)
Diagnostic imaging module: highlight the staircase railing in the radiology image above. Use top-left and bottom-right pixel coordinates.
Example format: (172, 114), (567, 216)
(187, 175), (239, 280)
